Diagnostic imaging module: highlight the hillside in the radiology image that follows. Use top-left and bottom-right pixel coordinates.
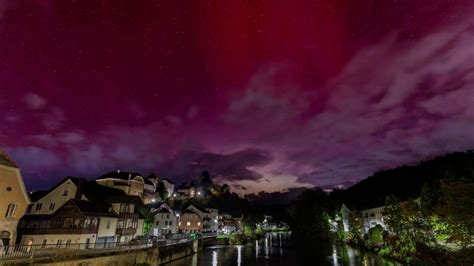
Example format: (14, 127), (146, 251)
(330, 150), (474, 209)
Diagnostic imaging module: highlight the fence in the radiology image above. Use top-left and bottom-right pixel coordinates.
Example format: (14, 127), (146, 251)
(0, 234), (209, 261)
(0, 241), (152, 261)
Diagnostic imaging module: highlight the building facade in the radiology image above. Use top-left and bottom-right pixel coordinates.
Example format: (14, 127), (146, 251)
(0, 150), (31, 246)
(150, 203), (177, 237)
(18, 178), (144, 245)
(361, 206), (387, 233)
(177, 209), (201, 233)
(96, 171), (146, 201)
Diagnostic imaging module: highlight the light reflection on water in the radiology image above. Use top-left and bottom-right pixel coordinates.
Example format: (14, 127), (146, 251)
(168, 232), (398, 266)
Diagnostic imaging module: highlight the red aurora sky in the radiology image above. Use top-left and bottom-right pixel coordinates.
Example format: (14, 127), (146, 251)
(1, 0), (474, 194)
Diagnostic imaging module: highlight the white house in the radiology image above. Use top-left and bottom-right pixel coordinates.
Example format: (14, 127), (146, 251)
(161, 178), (175, 198)
(151, 203), (177, 237)
(340, 204), (351, 232)
(361, 206), (387, 233)
(19, 178), (144, 246)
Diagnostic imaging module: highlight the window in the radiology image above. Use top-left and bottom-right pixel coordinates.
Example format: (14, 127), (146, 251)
(56, 240), (62, 247)
(26, 204), (33, 214)
(42, 239), (47, 248)
(106, 219), (111, 229)
(117, 219), (124, 229)
(49, 203), (56, 211)
(155, 221), (159, 226)
(178, 222), (181, 226)
(84, 218), (91, 228)
(91, 218), (98, 228)
(197, 222), (201, 226)
(5, 203), (17, 218)
(132, 220), (138, 229)
(66, 240), (71, 247)
(186, 222), (190, 226)
(35, 203), (43, 211)
(166, 214), (170, 219)
(63, 190), (68, 196)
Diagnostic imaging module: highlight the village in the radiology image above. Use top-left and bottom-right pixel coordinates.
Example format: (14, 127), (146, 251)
(0, 148), (290, 261)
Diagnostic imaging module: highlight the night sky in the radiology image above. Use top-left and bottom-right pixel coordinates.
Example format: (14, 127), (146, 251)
(1, 0), (474, 194)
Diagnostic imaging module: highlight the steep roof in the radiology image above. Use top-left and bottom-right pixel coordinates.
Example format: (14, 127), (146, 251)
(70, 199), (116, 217)
(77, 181), (128, 202)
(97, 171), (143, 181)
(186, 204), (210, 214)
(162, 178), (174, 185)
(0, 149), (17, 168)
(30, 176), (82, 202)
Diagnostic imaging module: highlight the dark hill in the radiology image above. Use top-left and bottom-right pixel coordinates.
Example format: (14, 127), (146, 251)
(331, 150), (474, 210)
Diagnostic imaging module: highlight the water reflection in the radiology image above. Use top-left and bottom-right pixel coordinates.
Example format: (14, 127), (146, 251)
(168, 232), (399, 266)
(211, 250), (218, 266)
(237, 245), (242, 266)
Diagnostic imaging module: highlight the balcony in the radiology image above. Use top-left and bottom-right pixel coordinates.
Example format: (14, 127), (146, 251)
(115, 228), (136, 235)
(18, 226), (98, 235)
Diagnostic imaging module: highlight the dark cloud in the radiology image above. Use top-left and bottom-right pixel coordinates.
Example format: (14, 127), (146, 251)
(158, 148), (273, 184)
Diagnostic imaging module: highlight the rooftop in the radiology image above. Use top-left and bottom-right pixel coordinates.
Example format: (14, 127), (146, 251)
(0, 149), (17, 168)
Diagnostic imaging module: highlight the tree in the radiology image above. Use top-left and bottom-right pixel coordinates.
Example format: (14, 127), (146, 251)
(434, 178), (474, 247)
(156, 181), (168, 200)
(367, 224), (384, 247)
(290, 189), (331, 240)
(385, 197), (435, 257)
(348, 211), (363, 244)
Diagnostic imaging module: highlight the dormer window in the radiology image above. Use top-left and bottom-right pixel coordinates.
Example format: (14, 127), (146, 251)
(63, 190), (68, 196)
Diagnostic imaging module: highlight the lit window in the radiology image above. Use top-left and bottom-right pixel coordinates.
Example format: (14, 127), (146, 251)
(197, 222), (201, 226)
(178, 222), (181, 226)
(187, 222), (190, 226)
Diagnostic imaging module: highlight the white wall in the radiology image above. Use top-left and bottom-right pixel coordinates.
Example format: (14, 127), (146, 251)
(97, 217), (118, 237)
(29, 178), (78, 215)
(20, 234), (96, 246)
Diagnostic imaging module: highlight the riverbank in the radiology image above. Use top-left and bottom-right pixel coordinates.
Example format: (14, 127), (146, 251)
(215, 228), (290, 245)
(339, 236), (474, 265)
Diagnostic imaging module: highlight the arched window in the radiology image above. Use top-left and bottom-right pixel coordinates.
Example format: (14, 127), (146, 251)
(4, 203), (17, 218)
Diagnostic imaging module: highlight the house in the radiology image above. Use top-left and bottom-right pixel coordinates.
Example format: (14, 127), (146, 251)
(150, 203), (177, 237)
(0, 149), (31, 246)
(17, 199), (117, 248)
(340, 204), (351, 232)
(339, 203), (387, 233)
(181, 205), (219, 233)
(221, 219), (238, 234)
(177, 209), (201, 233)
(161, 178), (175, 198)
(96, 171), (147, 201)
(143, 178), (157, 204)
(176, 184), (195, 198)
(218, 213), (241, 234)
(361, 206), (387, 233)
(18, 178), (145, 246)
(205, 208), (219, 232)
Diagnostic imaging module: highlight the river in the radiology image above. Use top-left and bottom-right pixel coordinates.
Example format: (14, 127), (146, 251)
(168, 232), (399, 265)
